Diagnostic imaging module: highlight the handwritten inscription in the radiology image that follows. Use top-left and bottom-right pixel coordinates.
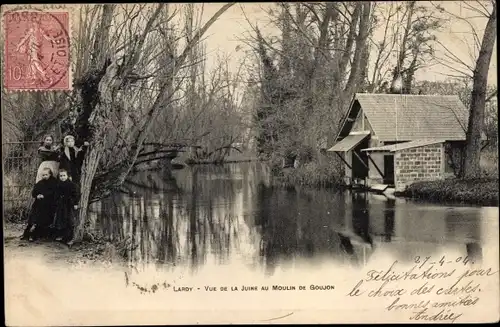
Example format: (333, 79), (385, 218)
(347, 256), (498, 323)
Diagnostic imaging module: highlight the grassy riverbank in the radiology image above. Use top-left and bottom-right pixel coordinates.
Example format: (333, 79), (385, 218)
(400, 178), (499, 206)
(271, 161), (344, 188)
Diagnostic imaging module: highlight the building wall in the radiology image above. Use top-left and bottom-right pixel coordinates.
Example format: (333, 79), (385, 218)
(394, 143), (444, 192)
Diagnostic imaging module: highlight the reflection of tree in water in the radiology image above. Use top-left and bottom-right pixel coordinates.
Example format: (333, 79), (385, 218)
(255, 184), (351, 275)
(183, 165), (245, 272)
(94, 163), (252, 270)
(466, 243), (483, 263)
(175, 164), (243, 202)
(157, 192), (177, 265)
(93, 162), (394, 272)
(350, 193), (373, 247)
(94, 167), (182, 267)
(383, 199), (396, 242)
(444, 208), (483, 264)
(122, 166), (180, 194)
(336, 192), (379, 267)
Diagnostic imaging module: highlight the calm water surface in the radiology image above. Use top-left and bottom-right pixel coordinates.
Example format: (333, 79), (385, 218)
(88, 163), (498, 274)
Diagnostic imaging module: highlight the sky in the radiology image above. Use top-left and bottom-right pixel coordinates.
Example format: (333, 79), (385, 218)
(197, 2), (497, 86)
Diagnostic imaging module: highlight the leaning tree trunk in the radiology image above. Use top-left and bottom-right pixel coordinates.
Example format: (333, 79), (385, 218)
(75, 139), (104, 240)
(74, 67), (118, 241)
(461, 3), (496, 179)
(72, 4), (116, 242)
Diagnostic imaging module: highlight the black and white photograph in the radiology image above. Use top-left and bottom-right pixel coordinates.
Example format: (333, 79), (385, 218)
(2, 2), (499, 325)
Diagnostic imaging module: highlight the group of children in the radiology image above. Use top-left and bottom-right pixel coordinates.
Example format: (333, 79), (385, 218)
(22, 134), (89, 247)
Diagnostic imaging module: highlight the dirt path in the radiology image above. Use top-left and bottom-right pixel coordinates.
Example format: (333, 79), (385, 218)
(3, 222), (113, 266)
(5, 223), (68, 262)
(3, 223), (132, 326)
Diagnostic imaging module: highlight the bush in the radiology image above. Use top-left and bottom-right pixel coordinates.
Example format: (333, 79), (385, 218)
(481, 150), (499, 178)
(3, 172), (33, 224)
(4, 205), (30, 224)
(269, 156), (284, 176)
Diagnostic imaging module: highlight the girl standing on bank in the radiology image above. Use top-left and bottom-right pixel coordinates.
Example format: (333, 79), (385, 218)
(22, 167), (58, 241)
(52, 169), (79, 246)
(58, 135), (89, 184)
(35, 134), (60, 183)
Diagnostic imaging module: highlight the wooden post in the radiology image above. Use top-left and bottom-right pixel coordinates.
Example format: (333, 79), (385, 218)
(361, 110), (365, 131)
(353, 150), (369, 177)
(366, 152), (385, 179)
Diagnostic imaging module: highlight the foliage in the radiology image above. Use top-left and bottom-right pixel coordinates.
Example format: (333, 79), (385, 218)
(249, 2), (373, 168)
(3, 206), (31, 224)
(248, 2), (446, 174)
(481, 150), (499, 178)
(272, 161), (345, 189)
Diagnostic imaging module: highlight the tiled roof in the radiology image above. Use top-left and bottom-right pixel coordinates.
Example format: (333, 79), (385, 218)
(355, 94), (468, 141)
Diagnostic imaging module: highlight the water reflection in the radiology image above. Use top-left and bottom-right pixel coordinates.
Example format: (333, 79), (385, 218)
(88, 163), (493, 274)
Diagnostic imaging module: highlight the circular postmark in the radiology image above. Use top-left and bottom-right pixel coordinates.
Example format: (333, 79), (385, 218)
(4, 8), (70, 90)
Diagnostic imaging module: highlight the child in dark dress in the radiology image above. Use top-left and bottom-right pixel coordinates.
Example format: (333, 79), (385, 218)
(51, 169), (80, 246)
(21, 167), (58, 241)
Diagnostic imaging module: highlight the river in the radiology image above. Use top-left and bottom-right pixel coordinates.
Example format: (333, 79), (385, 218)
(88, 162), (498, 275)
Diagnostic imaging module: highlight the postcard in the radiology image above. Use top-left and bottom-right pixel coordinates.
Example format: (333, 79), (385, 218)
(2, 2), (498, 325)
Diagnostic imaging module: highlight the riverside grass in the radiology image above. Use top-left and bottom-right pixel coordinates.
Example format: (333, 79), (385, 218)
(401, 178), (499, 206)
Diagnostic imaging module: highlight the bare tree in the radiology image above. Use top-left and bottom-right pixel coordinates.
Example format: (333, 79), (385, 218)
(432, 0), (497, 178)
(243, 2), (375, 167)
(368, 3), (401, 91)
(367, 2), (443, 94)
(58, 3), (236, 241)
(462, 0), (497, 178)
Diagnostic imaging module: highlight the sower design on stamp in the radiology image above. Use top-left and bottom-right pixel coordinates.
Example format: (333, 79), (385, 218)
(4, 9), (71, 91)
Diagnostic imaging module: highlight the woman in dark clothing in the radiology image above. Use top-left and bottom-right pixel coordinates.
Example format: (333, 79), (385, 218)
(58, 135), (89, 184)
(51, 169), (80, 246)
(21, 167), (58, 241)
(35, 134), (60, 183)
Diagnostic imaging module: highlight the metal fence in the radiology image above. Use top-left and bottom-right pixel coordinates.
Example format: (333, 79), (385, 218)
(3, 141), (41, 216)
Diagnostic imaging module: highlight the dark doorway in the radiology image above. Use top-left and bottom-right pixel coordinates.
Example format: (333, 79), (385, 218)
(383, 155), (395, 185)
(351, 138), (370, 180)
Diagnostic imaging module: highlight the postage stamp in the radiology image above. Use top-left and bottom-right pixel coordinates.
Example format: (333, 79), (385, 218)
(3, 8), (71, 91)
